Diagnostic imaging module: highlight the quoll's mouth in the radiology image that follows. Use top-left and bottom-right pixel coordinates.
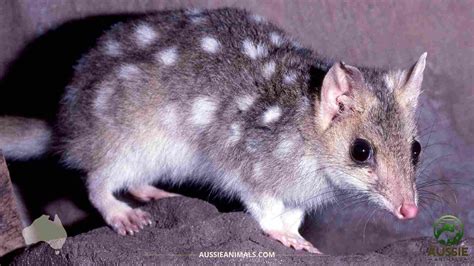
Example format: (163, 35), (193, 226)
(393, 202), (418, 220)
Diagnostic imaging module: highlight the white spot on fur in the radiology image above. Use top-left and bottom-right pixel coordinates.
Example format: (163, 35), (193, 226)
(134, 24), (157, 47)
(94, 85), (114, 115)
(269, 32), (283, 47)
(274, 136), (296, 157)
(226, 123), (241, 147)
(291, 40), (302, 49)
(253, 162), (264, 179)
(191, 16), (205, 24)
(236, 95), (256, 112)
(158, 47), (178, 65)
(185, 8), (202, 16)
(201, 37), (220, 53)
(104, 40), (121, 56)
(93, 85), (118, 124)
(118, 64), (140, 79)
(262, 61), (276, 79)
(186, 8), (205, 24)
(242, 39), (268, 60)
(262, 106), (282, 124)
(191, 97), (218, 126)
(250, 14), (265, 23)
(283, 72), (297, 85)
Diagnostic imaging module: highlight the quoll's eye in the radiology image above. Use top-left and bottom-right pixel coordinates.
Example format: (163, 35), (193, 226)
(411, 140), (421, 165)
(350, 138), (372, 163)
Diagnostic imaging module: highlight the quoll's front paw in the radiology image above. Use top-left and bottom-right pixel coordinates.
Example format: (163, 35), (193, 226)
(107, 208), (153, 236)
(267, 230), (322, 254)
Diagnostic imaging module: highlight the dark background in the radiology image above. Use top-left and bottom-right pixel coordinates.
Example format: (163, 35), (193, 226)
(0, 0), (472, 254)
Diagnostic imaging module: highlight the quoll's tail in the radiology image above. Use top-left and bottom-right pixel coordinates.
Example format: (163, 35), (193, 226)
(0, 116), (52, 160)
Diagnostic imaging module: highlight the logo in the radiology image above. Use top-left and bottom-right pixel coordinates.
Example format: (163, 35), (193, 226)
(427, 215), (469, 257)
(433, 215), (464, 246)
(22, 214), (67, 254)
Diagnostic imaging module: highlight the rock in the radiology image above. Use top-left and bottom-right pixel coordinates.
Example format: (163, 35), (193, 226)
(0, 154), (25, 257)
(4, 197), (473, 264)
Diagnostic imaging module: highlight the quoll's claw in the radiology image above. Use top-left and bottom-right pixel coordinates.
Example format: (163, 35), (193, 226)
(107, 208), (153, 235)
(267, 230), (323, 254)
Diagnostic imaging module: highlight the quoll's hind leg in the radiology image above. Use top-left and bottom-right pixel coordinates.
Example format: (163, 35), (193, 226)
(246, 196), (322, 254)
(129, 184), (181, 202)
(87, 172), (153, 236)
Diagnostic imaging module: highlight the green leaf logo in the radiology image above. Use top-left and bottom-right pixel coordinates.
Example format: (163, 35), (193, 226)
(433, 215), (464, 246)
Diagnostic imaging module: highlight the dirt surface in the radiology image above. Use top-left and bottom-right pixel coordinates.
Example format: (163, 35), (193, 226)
(5, 197), (473, 265)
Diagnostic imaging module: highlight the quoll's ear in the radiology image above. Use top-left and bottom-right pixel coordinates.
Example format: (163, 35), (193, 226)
(319, 62), (364, 130)
(396, 52), (427, 111)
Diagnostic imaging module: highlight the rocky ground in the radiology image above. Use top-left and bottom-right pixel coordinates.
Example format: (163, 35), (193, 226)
(3, 197), (473, 265)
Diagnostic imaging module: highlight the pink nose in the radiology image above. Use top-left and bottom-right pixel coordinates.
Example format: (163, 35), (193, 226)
(398, 203), (418, 219)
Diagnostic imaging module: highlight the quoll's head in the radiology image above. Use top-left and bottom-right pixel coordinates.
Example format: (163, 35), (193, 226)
(316, 53), (427, 220)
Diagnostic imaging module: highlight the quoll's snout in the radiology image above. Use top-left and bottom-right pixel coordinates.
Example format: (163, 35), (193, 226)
(395, 202), (418, 219)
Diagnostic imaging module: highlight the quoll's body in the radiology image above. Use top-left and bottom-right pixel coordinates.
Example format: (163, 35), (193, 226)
(0, 8), (427, 253)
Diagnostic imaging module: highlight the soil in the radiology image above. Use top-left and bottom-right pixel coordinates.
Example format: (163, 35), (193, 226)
(4, 197), (473, 265)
